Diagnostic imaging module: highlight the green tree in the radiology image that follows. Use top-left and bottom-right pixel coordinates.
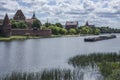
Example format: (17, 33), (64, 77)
(32, 19), (42, 29)
(18, 21), (27, 29)
(11, 21), (27, 29)
(55, 23), (63, 28)
(59, 28), (67, 35)
(48, 26), (60, 35)
(94, 28), (100, 35)
(69, 29), (76, 35)
(80, 26), (100, 35)
(45, 23), (52, 27)
(80, 26), (91, 34)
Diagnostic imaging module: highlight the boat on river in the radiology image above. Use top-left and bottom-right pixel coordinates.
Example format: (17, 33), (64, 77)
(84, 35), (116, 42)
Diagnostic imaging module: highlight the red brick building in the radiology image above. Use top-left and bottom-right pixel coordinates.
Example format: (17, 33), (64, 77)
(65, 21), (78, 30)
(0, 10), (51, 37)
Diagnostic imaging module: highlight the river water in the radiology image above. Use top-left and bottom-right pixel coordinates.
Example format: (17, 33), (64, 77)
(0, 34), (120, 79)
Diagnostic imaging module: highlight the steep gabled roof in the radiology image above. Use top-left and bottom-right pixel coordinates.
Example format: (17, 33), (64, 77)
(13, 10), (26, 20)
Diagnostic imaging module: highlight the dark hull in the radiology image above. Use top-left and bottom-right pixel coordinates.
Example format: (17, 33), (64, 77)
(84, 35), (116, 42)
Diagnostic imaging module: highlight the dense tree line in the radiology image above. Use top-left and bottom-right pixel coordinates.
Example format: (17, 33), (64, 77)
(98, 27), (120, 33)
(10, 20), (120, 35)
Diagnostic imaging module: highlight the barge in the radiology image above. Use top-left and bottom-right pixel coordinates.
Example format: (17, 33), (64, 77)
(84, 35), (116, 42)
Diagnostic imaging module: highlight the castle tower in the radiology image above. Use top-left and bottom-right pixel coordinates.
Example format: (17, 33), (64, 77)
(2, 13), (11, 37)
(85, 21), (89, 26)
(13, 10), (26, 21)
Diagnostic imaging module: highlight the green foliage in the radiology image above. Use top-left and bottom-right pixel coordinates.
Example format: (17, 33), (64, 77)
(59, 28), (67, 35)
(32, 19), (42, 29)
(98, 27), (120, 33)
(18, 21), (27, 29)
(68, 52), (120, 79)
(48, 26), (67, 35)
(48, 26), (60, 35)
(98, 62), (120, 77)
(55, 23), (63, 28)
(94, 28), (100, 35)
(45, 23), (52, 27)
(106, 70), (120, 80)
(98, 62), (113, 77)
(41, 26), (48, 30)
(80, 26), (92, 34)
(79, 26), (100, 35)
(69, 29), (77, 35)
(11, 21), (27, 29)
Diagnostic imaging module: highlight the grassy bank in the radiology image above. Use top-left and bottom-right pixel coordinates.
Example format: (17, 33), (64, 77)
(0, 36), (56, 41)
(0, 35), (81, 41)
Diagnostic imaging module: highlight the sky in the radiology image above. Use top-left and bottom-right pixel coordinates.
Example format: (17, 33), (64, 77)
(0, 0), (120, 28)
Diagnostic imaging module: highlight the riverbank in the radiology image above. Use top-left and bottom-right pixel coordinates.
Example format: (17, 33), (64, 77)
(0, 35), (81, 41)
(0, 36), (49, 41)
(0, 33), (117, 41)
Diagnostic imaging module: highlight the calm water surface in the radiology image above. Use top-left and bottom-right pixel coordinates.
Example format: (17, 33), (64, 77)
(0, 34), (120, 75)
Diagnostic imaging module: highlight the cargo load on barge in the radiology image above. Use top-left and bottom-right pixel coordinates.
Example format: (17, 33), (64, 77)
(84, 35), (116, 42)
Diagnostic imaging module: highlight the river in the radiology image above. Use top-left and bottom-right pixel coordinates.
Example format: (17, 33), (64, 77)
(0, 34), (120, 79)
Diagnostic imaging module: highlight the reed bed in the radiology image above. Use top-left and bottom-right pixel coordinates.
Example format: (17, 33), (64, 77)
(68, 52), (120, 67)
(0, 69), (74, 80)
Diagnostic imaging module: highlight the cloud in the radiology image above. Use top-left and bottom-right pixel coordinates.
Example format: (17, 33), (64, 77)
(0, 0), (120, 28)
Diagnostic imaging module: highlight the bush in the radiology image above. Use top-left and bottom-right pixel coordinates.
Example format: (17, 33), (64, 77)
(68, 29), (76, 35)
(48, 26), (60, 35)
(59, 28), (67, 35)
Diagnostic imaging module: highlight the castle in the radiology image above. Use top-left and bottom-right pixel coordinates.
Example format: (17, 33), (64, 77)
(0, 10), (51, 37)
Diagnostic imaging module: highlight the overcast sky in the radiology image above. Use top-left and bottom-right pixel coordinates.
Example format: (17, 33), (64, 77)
(0, 0), (120, 28)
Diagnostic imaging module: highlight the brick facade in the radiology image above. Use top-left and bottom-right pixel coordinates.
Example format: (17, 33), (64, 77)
(11, 29), (51, 36)
(0, 10), (52, 37)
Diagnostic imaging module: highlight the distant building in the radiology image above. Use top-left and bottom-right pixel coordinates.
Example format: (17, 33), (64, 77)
(65, 21), (78, 30)
(0, 10), (51, 37)
(85, 21), (95, 27)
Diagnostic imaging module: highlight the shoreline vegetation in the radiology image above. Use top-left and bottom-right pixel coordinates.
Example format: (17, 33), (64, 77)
(0, 33), (118, 41)
(68, 52), (120, 80)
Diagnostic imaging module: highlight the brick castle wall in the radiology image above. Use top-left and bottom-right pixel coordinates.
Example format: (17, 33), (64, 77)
(11, 29), (51, 36)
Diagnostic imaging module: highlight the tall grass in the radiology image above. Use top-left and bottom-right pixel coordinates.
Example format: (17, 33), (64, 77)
(0, 69), (73, 80)
(0, 68), (102, 80)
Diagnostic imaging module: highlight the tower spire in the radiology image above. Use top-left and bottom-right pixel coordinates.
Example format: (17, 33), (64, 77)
(3, 13), (10, 26)
(32, 11), (36, 19)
